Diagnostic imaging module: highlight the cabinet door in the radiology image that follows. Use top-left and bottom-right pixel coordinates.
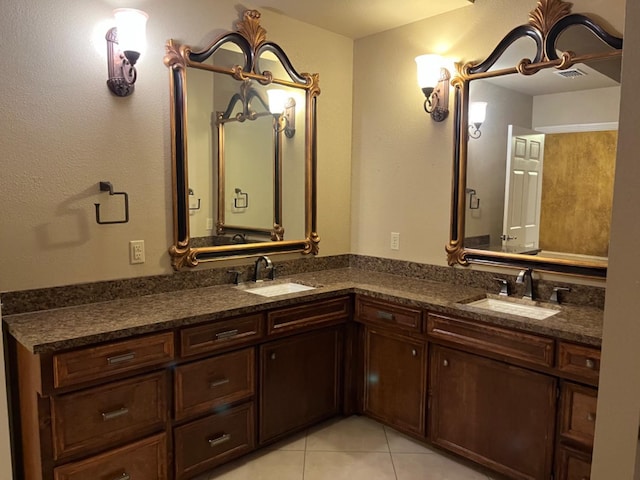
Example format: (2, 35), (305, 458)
(429, 345), (556, 480)
(363, 328), (426, 436)
(259, 327), (341, 444)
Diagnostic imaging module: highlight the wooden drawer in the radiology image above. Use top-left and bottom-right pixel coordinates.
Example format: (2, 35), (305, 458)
(54, 433), (168, 480)
(175, 347), (255, 420)
(180, 313), (263, 357)
(556, 445), (592, 480)
(427, 313), (554, 368)
(559, 382), (598, 449)
(355, 297), (422, 333)
(53, 332), (174, 389)
(51, 371), (168, 460)
(266, 296), (350, 335)
(174, 402), (255, 480)
(558, 341), (600, 385)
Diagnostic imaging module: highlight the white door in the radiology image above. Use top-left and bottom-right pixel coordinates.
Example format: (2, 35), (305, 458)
(502, 125), (545, 253)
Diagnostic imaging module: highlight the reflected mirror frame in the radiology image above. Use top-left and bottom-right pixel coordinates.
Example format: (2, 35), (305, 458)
(164, 10), (321, 270)
(446, 0), (622, 278)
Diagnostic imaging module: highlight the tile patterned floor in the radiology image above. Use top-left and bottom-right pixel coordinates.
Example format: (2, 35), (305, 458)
(198, 415), (499, 480)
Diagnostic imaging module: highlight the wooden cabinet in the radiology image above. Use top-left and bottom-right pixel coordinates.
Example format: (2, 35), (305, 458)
(174, 347), (255, 421)
(15, 332), (175, 480)
(429, 344), (557, 480)
(556, 382), (598, 479)
(174, 402), (255, 480)
(53, 433), (168, 480)
(363, 327), (426, 436)
(259, 327), (342, 444)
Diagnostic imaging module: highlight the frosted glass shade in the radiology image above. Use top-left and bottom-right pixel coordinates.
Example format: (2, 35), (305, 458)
(267, 89), (288, 114)
(114, 8), (148, 55)
(469, 102), (488, 124)
(415, 54), (443, 89)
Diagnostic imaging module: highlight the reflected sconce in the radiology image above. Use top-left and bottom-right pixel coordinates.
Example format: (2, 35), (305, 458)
(106, 8), (148, 97)
(267, 89), (296, 138)
(468, 102), (487, 139)
(415, 54), (450, 122)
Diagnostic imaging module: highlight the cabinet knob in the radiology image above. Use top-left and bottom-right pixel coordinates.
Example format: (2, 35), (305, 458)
(585, 358), (596, 369)
(270, 352), (277, 360)
(443, 359), (449, 367)
(112, 474), (130, 480)
(587, 412), (596, 422)
(411, 349), (418, 357)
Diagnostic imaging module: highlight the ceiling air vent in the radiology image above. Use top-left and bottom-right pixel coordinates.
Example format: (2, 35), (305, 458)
(554, 68), (587, 79)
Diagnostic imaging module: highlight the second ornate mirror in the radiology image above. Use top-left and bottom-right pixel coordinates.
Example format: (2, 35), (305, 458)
(164, 10), (320, 270)
(447, 0), (622, 277)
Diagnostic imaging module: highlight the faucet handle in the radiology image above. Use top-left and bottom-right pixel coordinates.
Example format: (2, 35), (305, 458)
(550, 286), (571, 304)
(227, 270), (242, 285)
(493, 278), (510, 296)
(268, 265), (277, 280)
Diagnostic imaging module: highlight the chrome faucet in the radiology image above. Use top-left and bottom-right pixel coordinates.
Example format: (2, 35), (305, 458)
(516, 268), (534, 300)
(253, 255), (274, 282)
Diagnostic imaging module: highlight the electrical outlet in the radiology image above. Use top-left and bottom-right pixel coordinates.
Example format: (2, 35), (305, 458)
(206, 218), (214, 230)
(390, 232), (400, 250)
(129, 240), (145, 264)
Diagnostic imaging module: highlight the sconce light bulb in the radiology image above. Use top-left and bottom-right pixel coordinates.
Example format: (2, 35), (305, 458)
(113, 8), (148, 56)
(415, 54), (444, 89)
(267, 89), (288, 114)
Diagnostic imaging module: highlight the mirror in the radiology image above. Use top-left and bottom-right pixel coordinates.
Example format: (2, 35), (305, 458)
(448, 0), (622, 277)
(164, 10), (320, 269)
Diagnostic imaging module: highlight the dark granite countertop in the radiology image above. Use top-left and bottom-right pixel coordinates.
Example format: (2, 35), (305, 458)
(2, 268), (604, 354)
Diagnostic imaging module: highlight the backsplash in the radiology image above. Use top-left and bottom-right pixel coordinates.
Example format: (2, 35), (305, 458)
(0, 254), (604, 315)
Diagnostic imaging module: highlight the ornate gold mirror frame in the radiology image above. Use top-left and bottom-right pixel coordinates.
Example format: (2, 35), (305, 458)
(164, 10), (320, 270)
(447, 0), (622, 278)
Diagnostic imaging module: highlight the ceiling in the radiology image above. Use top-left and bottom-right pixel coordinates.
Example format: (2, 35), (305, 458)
(256, 0), (475, 39)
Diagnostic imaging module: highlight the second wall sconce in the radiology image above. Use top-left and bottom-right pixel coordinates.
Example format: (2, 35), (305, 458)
(267, 89), (296, 138)
(106, 8), (148, 97)
(468, 101), (487, 139)
(415, 54), (450, 122)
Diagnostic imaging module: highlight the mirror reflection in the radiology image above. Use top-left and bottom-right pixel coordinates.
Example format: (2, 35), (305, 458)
(447, 0), (623, 277)
(165, 10), (320, 269)
(465, 65), (619, 266)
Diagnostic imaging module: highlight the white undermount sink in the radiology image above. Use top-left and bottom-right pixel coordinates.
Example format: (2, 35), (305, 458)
(464, 295), (560, 320)
(242, 282), (316, 297)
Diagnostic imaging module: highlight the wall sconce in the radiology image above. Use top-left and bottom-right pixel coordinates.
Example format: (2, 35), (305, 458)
(106, 8), (148, 97)
(468, 102), (487, 139)
(267, 89), (296, 138)
(415, 54), (450, 122)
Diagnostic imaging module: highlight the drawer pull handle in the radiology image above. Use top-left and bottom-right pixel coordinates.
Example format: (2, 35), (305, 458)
(411, 349), (418, 357)
(101, 407), (129, 421)
(587, 412), (596, 422)
(376, 311), (394, 321)
(208, 433), (231, 447)
(107, 352), (136, 365)
(210, 378), (230, 388)
(113, 474), (130, 480)
(585, 358), (596, 369)
(216, 329), (239, 340)
(443, 359), (449, 367)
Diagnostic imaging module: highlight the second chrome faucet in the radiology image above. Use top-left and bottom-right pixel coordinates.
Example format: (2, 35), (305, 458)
(253, 255), (275, 282)
(516, 268), (534, 300)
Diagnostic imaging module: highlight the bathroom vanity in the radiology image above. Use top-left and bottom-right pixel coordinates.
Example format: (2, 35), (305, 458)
(5, 267), (602, 480)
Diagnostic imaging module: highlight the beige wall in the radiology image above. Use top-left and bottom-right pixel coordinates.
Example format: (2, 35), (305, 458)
(0, 0), (353, 292)
(591, 0), (640, 476)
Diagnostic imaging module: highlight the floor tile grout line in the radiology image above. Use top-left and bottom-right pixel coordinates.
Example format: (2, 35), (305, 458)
(302, 427), (308, 480)
(383, 425), (400, 480)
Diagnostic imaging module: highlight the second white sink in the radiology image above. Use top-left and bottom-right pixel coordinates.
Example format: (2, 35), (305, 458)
(465, 296), (560, 320)
(243, 282), (316, 297)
